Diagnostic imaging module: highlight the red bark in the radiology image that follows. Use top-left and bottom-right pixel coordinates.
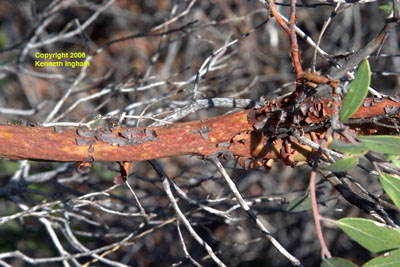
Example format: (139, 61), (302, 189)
(0, 97), (399, 163)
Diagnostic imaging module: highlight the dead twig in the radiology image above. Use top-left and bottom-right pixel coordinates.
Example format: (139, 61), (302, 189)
(208, 156), (303, 266)
(149, 160), (226, 267)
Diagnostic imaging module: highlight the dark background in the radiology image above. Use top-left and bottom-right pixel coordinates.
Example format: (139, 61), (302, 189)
(0, 0), (399, 266)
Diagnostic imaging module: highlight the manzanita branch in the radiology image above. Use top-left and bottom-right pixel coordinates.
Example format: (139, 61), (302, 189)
(266, 0), (303, 78)
(0, 97), (399, 163)
(289, 0), (304, 78)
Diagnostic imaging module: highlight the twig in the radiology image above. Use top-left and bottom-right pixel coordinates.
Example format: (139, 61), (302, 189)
(312, 0), (343, 71)
(308, 127), (333, 259)
(60, 217), (128, 267)
(125, 179), (148, 218)
(176, 219), (203, 267)
(167, 176), (232, 220)
(13, 201), (73, 267)
(332, 19), (398, 80)
(192, 19), (268, 99)
(0, 233), (134, 265)
(45, 53), (94, 123)
(266, 0), (303, 78)
(208, 157), (303, 266)
(151, 0), (198, 32)
(289, 0), (304, 78)
(22, 0), (115, 51)
(149, 160), (226, 267)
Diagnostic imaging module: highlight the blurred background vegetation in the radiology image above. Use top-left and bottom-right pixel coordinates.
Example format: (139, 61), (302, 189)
(0, 0), (399, 266)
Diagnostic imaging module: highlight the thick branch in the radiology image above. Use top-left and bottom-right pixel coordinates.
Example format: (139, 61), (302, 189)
(0, 97), (399, 163)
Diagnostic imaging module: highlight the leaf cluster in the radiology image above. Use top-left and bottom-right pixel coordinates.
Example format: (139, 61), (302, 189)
(321, 59), (400, 266)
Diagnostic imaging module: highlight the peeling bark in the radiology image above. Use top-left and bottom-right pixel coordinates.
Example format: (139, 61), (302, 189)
(0, 97), (399, 163)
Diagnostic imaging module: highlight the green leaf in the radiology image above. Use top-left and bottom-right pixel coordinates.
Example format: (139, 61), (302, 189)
(321, 257), (357, 267)
(379, 174), (400, 209)
(340, 59), (370, 122)
(363, 249), (400, 267)
(384, 154), (400, 161)
(329, 138), (368, 155)
(392, 160), (400, 168)
(379, 3), (400, 14)
(322, 156), (358, 172)
(358, 135), (400, 155)
(379, 3), (393, 13)
(286, 194), (312, 212)
(336, 218), (400, 253)
(383, 155), (400, 168)
(90, 119), (100, 130)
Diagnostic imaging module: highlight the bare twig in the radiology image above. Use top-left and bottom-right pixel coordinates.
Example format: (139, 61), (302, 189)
(309, 127), (333, 259)
(125, 179), (148, 218)
(289, 0), (304, 78)
(332, 20), (398, 80)
(176, 219), (203, 267)
(208, 157), (303, 266)
(265, 0), (303, 78)
(312, 0), (343, 71)
(149, 160), (226, 267)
